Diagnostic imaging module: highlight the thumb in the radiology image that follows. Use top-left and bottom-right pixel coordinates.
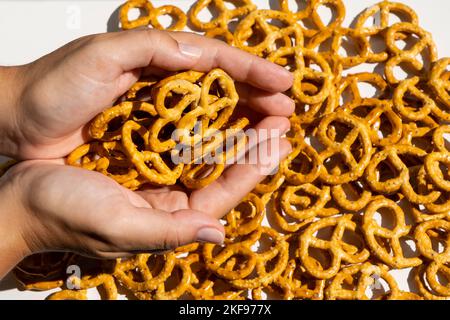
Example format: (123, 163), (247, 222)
(113, 208), (224, 252)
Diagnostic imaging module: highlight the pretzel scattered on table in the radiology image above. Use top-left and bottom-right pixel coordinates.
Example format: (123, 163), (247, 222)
(9, 0), (450, 300)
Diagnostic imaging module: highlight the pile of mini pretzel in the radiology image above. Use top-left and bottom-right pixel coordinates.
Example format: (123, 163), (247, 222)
(12, 0), (450, 300)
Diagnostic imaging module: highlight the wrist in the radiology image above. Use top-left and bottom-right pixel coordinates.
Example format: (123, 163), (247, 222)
(0, 66), (26, 159)
(0, 172), (33, 279)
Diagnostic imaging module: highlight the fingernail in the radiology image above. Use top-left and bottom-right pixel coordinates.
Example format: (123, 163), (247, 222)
(178, 43), (203, 59)
(196, 228), (224, 244)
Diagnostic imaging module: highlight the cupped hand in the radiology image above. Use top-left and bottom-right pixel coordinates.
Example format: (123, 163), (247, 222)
(0, 132), (290, 277)
(5, 29), (294, 160)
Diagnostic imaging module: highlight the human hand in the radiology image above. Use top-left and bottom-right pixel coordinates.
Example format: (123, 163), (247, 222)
(0, 29), (294, 160)
(0, 127), (290, 278)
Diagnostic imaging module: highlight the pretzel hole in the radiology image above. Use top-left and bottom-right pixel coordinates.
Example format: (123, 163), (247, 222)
(375, 114), (396, 140)
(154, 12), (179, 30)
(227, 18), (240, 34)
(194, 3), (220, 25)
(126, 7), (149, 23)
(399, 237), (420, 258)
(342, 229), (366, 254)
(389, 9), (415, 25)
(394, 33), (420, 51)
(364, 276), (391, 300)
(223, 0), (241, 10)
(376, 160), (400, 182)
(287, 152), (316, 176)
(162, 264), (185, 293)
(251, 232), (276, 254)
(392, 60), (423, 82)
(337, 36), (362, 60)
(434, 268), (450, 287)
(157, 122), (177, 142)
(323, 154), (350, 173)
(369, 34), (388, 55)
(429, 231), (447, 254)
(315, 36), (333, 53)
(373, 206), (398, 230)
(285, 0), (309, 13)
(315, 4), (337, 28)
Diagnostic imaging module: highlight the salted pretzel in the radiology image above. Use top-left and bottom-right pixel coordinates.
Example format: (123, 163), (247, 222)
(385, 22), (438, 84)
(394, 76), (450, 122)
(280, 183), (338, 222)
(366, 144), (441, 204)
(429, 58), (450, 109)
(145, 254), (198, 300)
(325, 263), (406, 300)
(268, 47), (333, 105)
(433, 125), (450, 153)
(289, 82), (338, 126)
(49, 274), (118, 300)
(120, 0), (154, 30)
(425, 151), (450, 192)
(224, 193), (265, 238)
(180, 118), (248, 189)
(281, 137), (322, 185)
(316, 111), (373, 185)
(278, 0), (312, 21)
(203, 227), (288, 289)
(354, 1), (419, 63)
(306, 27), (370, 69)
(189, 0), (256, 32)
(254, 170), (285, 194)
(90, 101), (157, 141)
(274, 258), (325, 300)
(342, 98), (403, 147)
(271, 189), (315, 233)
(114, 253), (177, 291)
(120, 0), (186, 31)
(331, 180), (373, 212)
(150, 5), (187, 31)
(300, 0), (346, 38)
(362, 197), (422, 269)
(298, 215), (370, 279)
(415, 219), (450, 264)
(122, 120), (184, 185)
(228, 228), (289, 289)
(414, 264), (448, 300)
(234, 10), (303, 58)
(336, 73), (388, 109)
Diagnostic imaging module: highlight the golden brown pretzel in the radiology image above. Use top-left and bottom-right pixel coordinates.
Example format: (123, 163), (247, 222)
(114, 253), (177, 291)
(415, 219), (450, 264)
(362, 197), (422, 268)
(274, 258), (325, 300)
(325, 262), (403, 300)
(281, 137), (322, 185)
(354, 1), (419, 63)
(189, 0), (256, 31)
(150, 5), (187, 31)
(385, 22), (438, 84)
(234, 9), (303, 57)
(365, 144), (441, 204)
(120, 0), (154, 30)
(429, 58), (450, 109)
(343, 98), (403, 147)
(425, 151), (450, 192)
(224, 193), (265, 238)
(316, 111), (373, 185)
(298, 215), (370, 279)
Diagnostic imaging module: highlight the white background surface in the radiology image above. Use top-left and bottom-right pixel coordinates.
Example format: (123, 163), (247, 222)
(0, 0), (449, 300)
